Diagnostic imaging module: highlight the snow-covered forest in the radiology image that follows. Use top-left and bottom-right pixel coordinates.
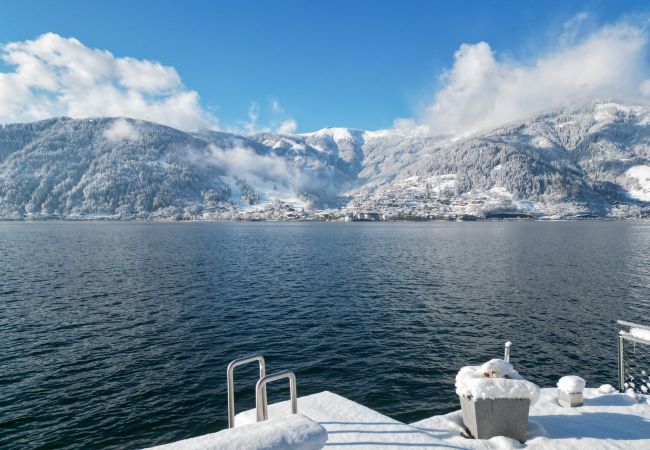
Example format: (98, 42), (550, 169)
(1, 101), (650, 220)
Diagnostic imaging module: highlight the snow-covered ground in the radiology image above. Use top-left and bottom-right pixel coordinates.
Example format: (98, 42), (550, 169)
(145, 413), (326, 450)
(230, 387), (649, 450)
(413, 387), (650, 449)
(146, 385), (650, 449)
(236, 391), (450, 448)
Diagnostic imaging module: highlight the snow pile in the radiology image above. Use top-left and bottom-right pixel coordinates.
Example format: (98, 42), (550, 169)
(628, 327), (650, 343)
(412, 387), (650, 449)
(145, 413), (327, 450)
(598, 384), (617, 394)
(456, 359), (540, 403)
(557, 376), (586, 393)
(236, 391), (448, 447)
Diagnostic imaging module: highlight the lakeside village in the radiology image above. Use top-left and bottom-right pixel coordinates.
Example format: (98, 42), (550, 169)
(14, 174), (650, 221)
(140, 193), (650, 222)
(29, 198), (650, 222)
(124, 174), (650, 222)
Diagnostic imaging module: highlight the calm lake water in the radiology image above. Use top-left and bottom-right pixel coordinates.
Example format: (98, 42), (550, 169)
(2, 221), (650, 449)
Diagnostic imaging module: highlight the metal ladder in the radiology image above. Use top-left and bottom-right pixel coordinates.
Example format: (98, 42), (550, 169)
(226, 353), (298, 428)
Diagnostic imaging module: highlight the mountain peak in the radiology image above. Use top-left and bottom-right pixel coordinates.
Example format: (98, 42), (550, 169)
(1, 101), (650, 220)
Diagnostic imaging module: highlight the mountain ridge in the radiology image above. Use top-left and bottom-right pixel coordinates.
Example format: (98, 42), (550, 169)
(1, 100), (650, 220)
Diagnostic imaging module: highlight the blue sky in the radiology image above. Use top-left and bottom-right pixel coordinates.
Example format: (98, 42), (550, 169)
(1, 0), (649, 132)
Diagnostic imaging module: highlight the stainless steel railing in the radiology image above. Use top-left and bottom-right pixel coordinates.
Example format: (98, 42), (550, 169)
(226, 354), (267, 428)
(255, 370), (298, 422)
(617, 320), (650, 393)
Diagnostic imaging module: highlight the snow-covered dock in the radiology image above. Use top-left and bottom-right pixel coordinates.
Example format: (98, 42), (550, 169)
(148, 324), (650, 449)
(149, 386), (650, 450)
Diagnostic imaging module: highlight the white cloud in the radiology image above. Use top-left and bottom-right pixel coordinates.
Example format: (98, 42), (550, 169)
(242, 102), (261, 134)
(0, 33), (217, 130)
(277, 119), (297, 134)
(420, 20), (650, 136)
(236, 99), (298, 134)
(104, 118), (139, 141)
(208, 144), (303, 186)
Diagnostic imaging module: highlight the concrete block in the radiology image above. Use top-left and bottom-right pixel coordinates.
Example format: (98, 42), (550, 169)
(558, 390), (583, 407)
(460, 396), (530, 442)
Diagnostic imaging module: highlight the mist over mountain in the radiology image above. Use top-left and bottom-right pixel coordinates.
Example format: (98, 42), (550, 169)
(1, 100), (649, 220)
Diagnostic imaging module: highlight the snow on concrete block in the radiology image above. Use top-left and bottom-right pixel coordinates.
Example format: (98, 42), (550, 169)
(456, 359), (539, 442)
(557, 376), (586, 394)
(143, 413), (327, 450)
(558, 376), (586, 407)
(455, 359), (540, 403)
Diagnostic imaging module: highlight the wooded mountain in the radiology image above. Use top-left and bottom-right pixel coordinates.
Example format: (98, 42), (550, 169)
(1, 101), (649, 220)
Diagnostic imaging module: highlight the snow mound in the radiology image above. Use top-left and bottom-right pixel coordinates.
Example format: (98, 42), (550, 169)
(145, 413), (327, 450)
(412, 387), (650, 449)
(628, 327), (650, 342)
(557, 376), (586, 393)
(598, 384), (617, 394)
(455, 359), (540, 403)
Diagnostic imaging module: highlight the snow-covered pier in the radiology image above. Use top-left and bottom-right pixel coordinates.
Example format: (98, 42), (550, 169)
(147, 323), (650, 450)
(148, 387), (650, 449)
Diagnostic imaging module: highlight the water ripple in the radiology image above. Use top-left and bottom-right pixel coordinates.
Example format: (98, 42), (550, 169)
(1, 221), (650, 449)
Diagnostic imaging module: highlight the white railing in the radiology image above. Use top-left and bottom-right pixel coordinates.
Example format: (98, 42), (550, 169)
(617, 320), (650, 394)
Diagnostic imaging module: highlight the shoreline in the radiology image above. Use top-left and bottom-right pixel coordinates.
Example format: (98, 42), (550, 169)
(1, 216), (649, 223)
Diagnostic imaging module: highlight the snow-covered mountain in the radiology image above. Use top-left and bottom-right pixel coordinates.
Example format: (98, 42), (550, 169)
(1, 100), (650, 220)
(351, 101), (650, 219)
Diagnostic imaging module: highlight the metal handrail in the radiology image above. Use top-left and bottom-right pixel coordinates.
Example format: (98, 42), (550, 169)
(617, 320), (650, 392)
(227, 354), (267, 428)
(255, 370), (297, 422)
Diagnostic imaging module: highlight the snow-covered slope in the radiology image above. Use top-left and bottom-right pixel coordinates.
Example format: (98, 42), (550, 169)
(1, 100), (650, 220)
(353, 101), (650, 219)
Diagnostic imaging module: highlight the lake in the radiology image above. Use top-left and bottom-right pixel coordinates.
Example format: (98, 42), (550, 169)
(2, 221), (650, 449)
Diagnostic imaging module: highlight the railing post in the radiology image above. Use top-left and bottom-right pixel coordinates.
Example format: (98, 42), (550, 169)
(226, 354), (267, 428)
(255, 370), (297, 422)
(618, 334), (625, 393)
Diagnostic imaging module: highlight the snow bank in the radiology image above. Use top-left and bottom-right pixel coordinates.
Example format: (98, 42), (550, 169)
(144, 413), (327, 450)
(456, 359), (540, 403)
(598, 384), (617, 394)
(557, 376), (586, 393)
(628, 327), (650, 342)
(412, 387), (650, 449)
(236, 391), (449, 447)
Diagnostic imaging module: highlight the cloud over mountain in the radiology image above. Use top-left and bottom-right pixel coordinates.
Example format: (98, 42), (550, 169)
(0, 33), (217, 130)
(422, 20), (650, 136)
